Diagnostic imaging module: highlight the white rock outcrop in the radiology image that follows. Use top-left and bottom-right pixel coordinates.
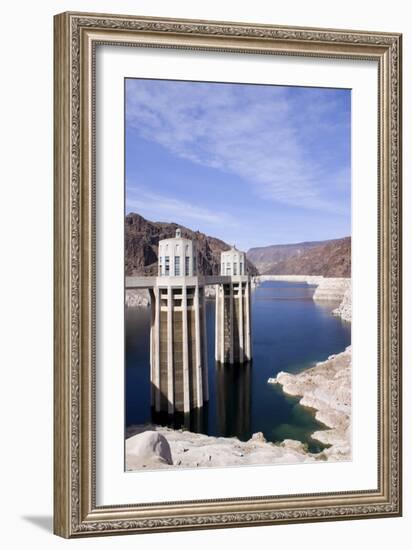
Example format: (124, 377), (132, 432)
(276, 346), (352, 461)
(204, 285), (216, 298)
(126, 430), (173, 468)
(332, 287), (352, 322)
(125, 425), (321, 470)
(255, 275), (323, 285)
(125, 289), (150, 307)
(312, 277), (350, 302)
(254, 275), (352, 322)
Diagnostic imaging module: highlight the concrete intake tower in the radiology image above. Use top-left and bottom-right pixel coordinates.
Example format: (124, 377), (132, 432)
(215, 247), (252, 364)
(150, 229), (208, 415)
(127, 229), (253, 417)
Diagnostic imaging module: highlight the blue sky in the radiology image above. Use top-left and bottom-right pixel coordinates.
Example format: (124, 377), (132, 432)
(125, 78), (351, 251)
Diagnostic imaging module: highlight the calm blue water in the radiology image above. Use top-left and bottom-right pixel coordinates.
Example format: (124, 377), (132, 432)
(125, 281), (351, 453)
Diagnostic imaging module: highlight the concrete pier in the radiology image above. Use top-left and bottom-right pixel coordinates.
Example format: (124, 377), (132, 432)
(215, 278), (252, 364)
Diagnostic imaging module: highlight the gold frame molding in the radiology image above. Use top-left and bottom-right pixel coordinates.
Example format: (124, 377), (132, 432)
(53, 11), (402, 538)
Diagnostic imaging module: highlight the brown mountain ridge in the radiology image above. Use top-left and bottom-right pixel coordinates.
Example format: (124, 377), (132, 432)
(126, 212), (350, 278)
(247, 237), (351, 277)
(125, 212), (259, 276)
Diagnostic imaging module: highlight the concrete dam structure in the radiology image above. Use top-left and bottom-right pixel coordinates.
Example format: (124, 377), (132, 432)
(126, 229), (252, 415)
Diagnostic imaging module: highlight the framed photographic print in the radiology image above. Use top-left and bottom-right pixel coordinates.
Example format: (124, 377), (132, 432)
(53, 11), (402, 537)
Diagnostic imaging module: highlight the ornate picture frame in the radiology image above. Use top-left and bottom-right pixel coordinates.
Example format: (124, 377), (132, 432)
(53, 11), (402, 537)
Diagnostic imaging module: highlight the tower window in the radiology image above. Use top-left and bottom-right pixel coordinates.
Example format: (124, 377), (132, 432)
(185, 256), (190, 276)
(233, 263), (237, 275)
(165, 256), (170, 275)
(174, 256), (180, 276)
(240, 261), (243, 275)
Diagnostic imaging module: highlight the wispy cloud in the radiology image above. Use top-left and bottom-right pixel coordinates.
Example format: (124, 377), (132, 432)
(126, 80), (350, 214)
(126, 187), (238, 229)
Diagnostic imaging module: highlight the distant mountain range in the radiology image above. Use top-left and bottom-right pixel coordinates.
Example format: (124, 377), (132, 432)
(125, 212), (258, 276)
(125, 213), (350, 278)
(247, 237), (351, 277)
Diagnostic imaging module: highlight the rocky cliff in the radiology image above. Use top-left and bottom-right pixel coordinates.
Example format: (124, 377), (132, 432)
(312, 277), (351, 302)
(125, 212), (258, 276)
(247, 237), (351, 277)
(332, 287), (352, 322)
(275, 346), (352, 461)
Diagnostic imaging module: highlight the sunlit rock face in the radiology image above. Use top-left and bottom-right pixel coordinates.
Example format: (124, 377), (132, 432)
(125, 289), (150, 307)
(332, 287), (352, 322)
(125, 424), (320, 470)
(312, 277), (351, 302)
(126, 430), (173, 469)
(247, 237), (351, 277)
(276, 346), (352, 462)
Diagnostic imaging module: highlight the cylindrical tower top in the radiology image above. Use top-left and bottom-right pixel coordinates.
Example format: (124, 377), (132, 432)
(158, 228), (197, 277)
(220, 246), (246, 276)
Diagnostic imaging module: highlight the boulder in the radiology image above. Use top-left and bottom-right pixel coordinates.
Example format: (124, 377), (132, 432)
(126, 430), (173, 467)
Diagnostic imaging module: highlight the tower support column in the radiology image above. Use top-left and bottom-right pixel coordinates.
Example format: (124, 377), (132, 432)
(220, 285), (225, 362)
(194, 284), (203, 408)
(229, 283), (234, 364)
(238, 282), (244, 363)
(167, 286), (174, 414)
(245, 280), (251, 361)
(182, 284), (190, 413)
(153, 286), (161, 411)
(201, 287), (209, 401)
(215, 276), (252, 365)
(214, 284), (219, 362)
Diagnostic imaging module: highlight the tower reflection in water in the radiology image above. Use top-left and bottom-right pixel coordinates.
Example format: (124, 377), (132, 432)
(151, 403), (209, 435)
(150, 360), (252, 440)
(215, 360), (252, 440)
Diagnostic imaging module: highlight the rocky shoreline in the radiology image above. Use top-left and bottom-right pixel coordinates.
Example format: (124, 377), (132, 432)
(255, 274), (323, 285)
(125, 275), (352, 470)
(126, 424), (321, 471)
(254, 275), (352, 322)
(275, 346), (352, 461)
(125, 288), (150, 308)
(126, 346), (352, 470)
(332, 287), (352, 322)
(312, 277), (350, 302)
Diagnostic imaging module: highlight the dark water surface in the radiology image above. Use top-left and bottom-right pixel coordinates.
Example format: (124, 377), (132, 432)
(125, 281), (351, 453)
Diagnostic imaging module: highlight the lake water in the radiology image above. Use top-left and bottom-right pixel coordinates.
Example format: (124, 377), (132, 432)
(125, 281), (351, 453)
